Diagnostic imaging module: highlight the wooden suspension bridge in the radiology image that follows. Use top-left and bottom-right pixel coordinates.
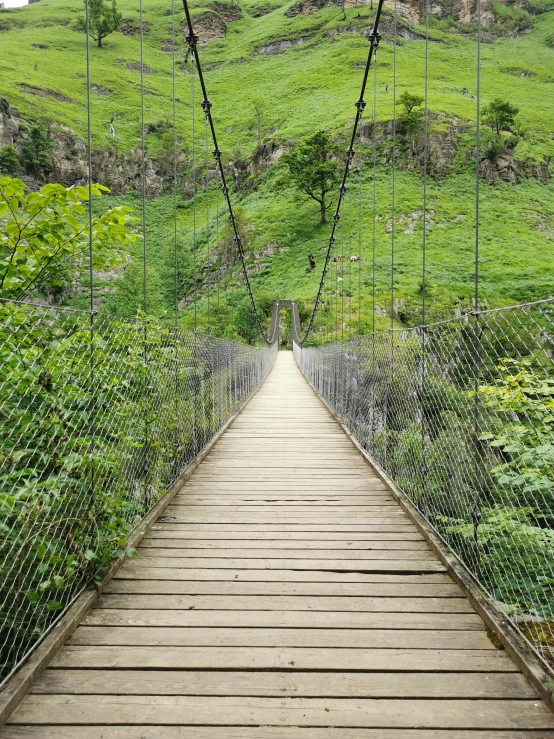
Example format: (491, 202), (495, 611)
(2, 351), (554, 736)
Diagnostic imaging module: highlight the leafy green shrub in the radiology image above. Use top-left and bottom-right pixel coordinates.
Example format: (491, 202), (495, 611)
(20, 127), (53, 178)
(0, 177), (135, 300)
(0, 145), (22, 176)
(444, 506), (554, 618)
(477, 358), (554, 523)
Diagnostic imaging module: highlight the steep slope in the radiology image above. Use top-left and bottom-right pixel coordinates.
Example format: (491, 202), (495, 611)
(0, 0), (553, 337)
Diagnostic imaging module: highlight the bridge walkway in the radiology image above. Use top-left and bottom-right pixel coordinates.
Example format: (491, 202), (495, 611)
(4, 352), (554, 736)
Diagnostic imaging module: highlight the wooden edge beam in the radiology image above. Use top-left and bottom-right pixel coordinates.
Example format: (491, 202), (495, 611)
(0, 363), (274, 727)
(299, 364), (554, 716)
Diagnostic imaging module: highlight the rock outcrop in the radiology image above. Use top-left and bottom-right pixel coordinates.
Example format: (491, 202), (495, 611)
(0, 97), (21, 148)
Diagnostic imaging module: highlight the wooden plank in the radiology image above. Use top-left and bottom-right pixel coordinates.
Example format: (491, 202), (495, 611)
(31, 668), (536, 699)
(4, 728), (553, 739)
(135, 547), (436, 560)
(160, 516), (421, 525)
(50, 647), (518, 672)
(114, 556), (446, 572)
(166, 506), (404, 513)
(114, 566), (452, 583)
(149, 526), (425, 547)
(141, 540), (430, 551)
(146, 529), (426, 540)
(69, 626), (494, 649)
(92, 593), (472, 612)
(105, 579), (463, 598)
(171, 497), (397, 504)
(82, 608), (484, 630)
(155, 523), (421, 532)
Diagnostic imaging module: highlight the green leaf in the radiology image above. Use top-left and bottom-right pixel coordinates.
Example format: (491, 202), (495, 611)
(46, 601), (63, 612)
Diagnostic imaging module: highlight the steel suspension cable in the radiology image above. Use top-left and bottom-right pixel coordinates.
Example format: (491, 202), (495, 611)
(191, 53), (197, 331)
(181, 0), (272, 345)
(139, 0), (147, 314)
(341, 185), (345, 344)
(372, 43), (377, 336)
(172, 0), (178, 323)
(357, 115), (363, 336)
(205, 113), (210, 334)
(84, 0), (96, 506)
(473, 0), (482, 571)
(391, 0), (396, 331)
(348, 154), (353, 339)
(216, 164), (221, 336)
(297, 0), (385, 345)
(139, 0), (149, 513)
(386, 0), (398, 473)
(421, 0), (430, 509)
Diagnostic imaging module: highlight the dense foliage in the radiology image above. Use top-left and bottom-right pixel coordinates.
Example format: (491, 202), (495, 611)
(298, 306), (554, 658)
(0, 298), (273, 679)
(0, 177), (135, 301)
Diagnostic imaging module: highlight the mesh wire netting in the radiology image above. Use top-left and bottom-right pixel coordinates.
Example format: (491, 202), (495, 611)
(295, 299), (554, 670)
(0, 299), (276, 684)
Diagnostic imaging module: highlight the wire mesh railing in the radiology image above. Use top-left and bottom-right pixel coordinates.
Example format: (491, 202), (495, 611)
(294, 298), (554, 671)
(0, 298), (276, 685)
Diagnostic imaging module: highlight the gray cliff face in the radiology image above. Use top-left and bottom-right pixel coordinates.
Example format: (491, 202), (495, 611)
(0, 97), (167, 196)
(0, 97), (21, 148)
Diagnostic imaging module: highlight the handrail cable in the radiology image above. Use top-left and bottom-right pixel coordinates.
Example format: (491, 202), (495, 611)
(421, 0), (430, 510)
(296, 0), (385, 345)
(181, 0), (274, 345)
(172, 0), (178, 324)
(472, 0), (483, 570)
(191, 53), (197, 330)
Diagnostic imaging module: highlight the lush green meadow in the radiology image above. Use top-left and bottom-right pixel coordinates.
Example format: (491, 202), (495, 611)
(1, 0), (553, 336)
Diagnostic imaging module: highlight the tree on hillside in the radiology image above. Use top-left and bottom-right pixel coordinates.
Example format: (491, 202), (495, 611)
(81, 0), (122, 48)
(20, 126), (53, 178)
(399, 91), (424, 115)
(0, 145), (23, 176)
(397, 91), (425, 151)
(281, 131), (341, 225)
(481, 98), (519, 135)
(251, 98), (268, 146)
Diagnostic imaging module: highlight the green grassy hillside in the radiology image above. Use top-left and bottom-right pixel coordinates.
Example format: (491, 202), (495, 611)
(1, 0), (553, 340)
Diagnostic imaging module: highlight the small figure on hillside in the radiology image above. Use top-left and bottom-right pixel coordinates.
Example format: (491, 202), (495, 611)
(308, 253), (316, 272)
(462, 87), (475, 99)
(34, 63), (38, 71)
(350, 255), (361, 263)
(109, 115), (116, 138)
(385, 85), (388, 93)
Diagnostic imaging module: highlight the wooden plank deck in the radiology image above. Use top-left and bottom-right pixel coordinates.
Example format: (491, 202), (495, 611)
(4, 351), (554, 737)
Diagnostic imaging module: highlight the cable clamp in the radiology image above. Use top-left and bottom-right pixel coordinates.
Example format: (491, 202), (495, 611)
(333, 213), (340, 222)
(368, 30), (381, 46)
(339, 183), (348, 194)
(212, 147), (221, 159)
(346, 148), (355, 160)
(355, 99), (366, 112)
(329, 235), (336, 244)
(185, 32), (198, 49)
(221, 184), (229, 194)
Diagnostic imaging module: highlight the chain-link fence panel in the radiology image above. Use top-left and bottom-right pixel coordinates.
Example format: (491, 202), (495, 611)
(0, 299), (276, 685)
(295, 299), (554, 671)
